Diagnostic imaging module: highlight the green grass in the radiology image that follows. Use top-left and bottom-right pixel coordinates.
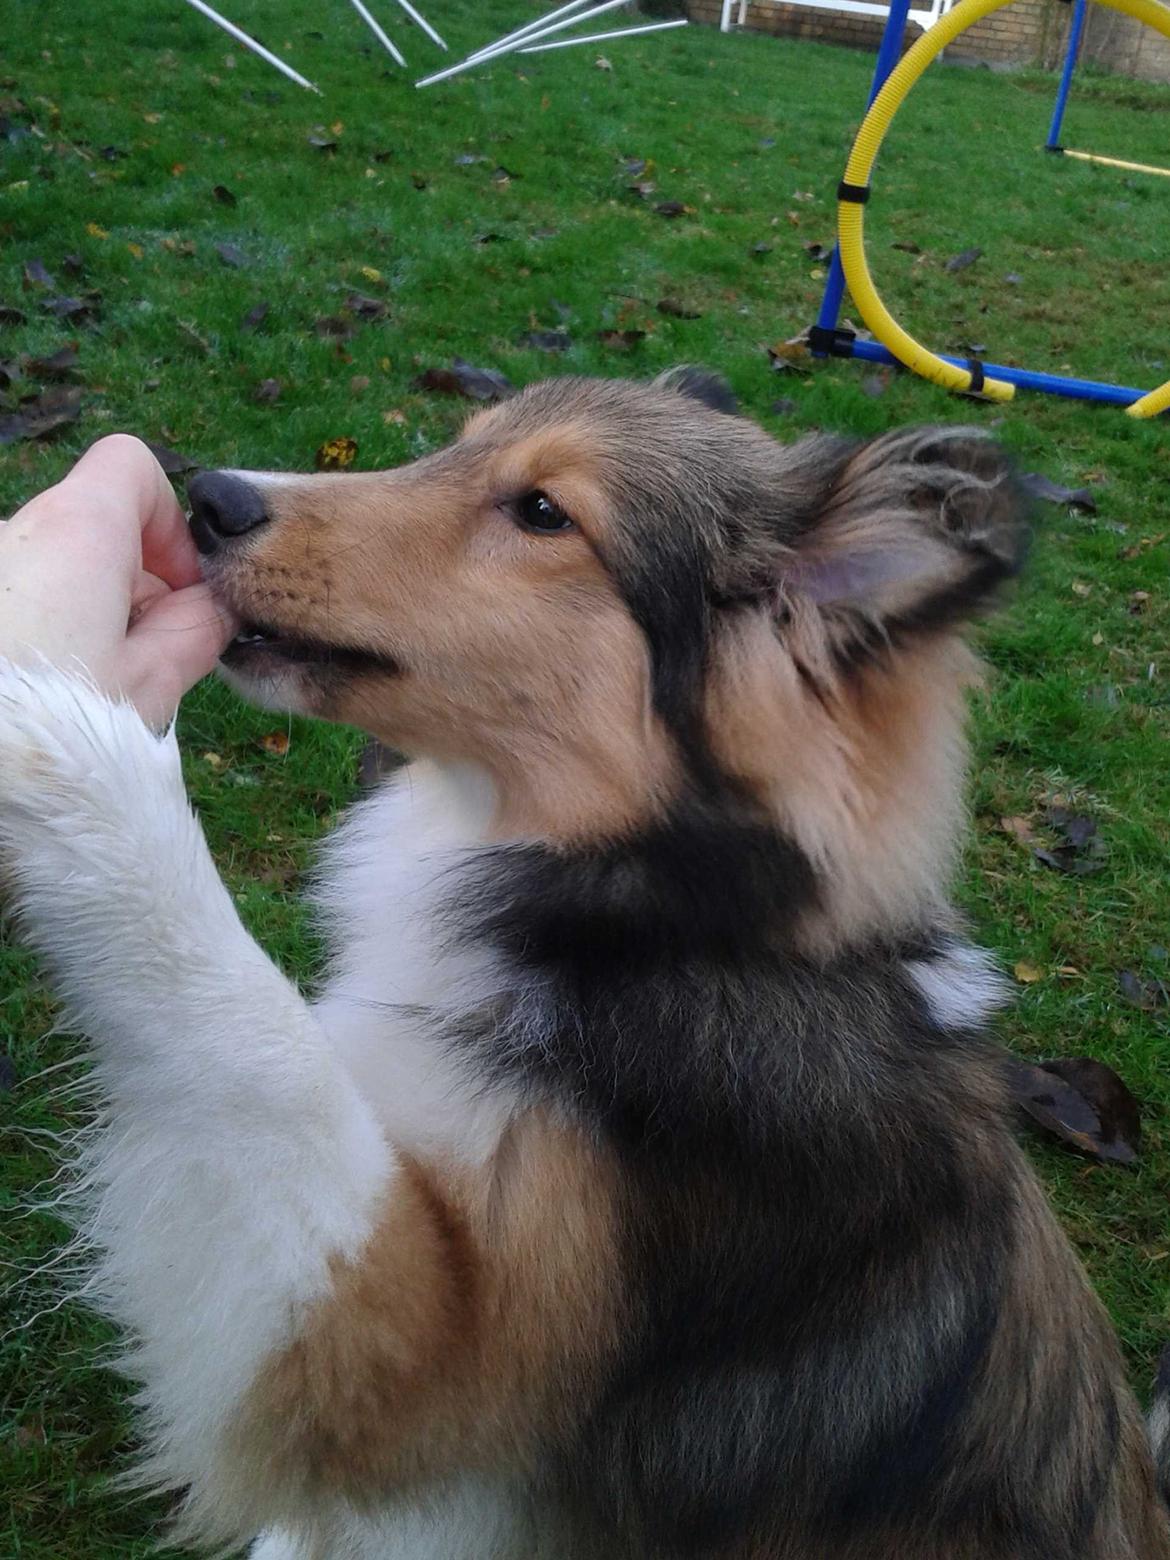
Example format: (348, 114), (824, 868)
(2, 2), (1169, 1551)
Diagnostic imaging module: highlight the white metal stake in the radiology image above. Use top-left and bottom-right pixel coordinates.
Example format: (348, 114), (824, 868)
(180, 0), (321, 92)
(391, 0), (447, 50)
(417, 0), (632, 86)
(461, 0), (593, 63)
(520, 17), (688, 50)
(348, 0), (407, 65)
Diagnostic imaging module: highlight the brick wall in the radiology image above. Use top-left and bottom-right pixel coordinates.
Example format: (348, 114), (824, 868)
(685, 0), (1170, 80)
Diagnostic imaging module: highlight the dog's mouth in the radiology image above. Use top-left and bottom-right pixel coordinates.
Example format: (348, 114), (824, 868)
(221, 619), (400, 677)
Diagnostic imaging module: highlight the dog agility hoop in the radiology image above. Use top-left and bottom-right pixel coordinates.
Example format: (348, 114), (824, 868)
(812, 0), (1170, 417)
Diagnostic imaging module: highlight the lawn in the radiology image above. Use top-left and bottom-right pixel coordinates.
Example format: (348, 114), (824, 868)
(1, 0), (1169, 1551)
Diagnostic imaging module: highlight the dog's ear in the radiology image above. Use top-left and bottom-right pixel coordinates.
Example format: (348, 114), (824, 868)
(653, 365), (739, 416)
(786, 426), (1028, 631)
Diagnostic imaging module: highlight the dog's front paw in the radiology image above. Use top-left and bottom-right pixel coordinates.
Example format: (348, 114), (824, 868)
(0, 661), (185, 912)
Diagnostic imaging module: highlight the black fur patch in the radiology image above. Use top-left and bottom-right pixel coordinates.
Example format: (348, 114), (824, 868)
(443, 816), (1045, 1550)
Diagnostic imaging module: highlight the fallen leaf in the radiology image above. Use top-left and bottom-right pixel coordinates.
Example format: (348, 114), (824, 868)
(1046, 807), (1098, 850)
(42, 293), (98, 322)
(144, 441), (197, 476)
(1004, 272), (1023, 285)
(1071, 581), (1092, 598)
(654, 201), (692, 218)
(1014, 960), (1044, 984)
(307, 134), (338, 152)
(1117, 969), (1169, 1011)
(802, 240), (833, 262)
(216, 242), (247, 268)
(350, 374), (370, 395)
(621, 156), (647, 176)
(891, 240), (922, 254)
(657, 297), (701, 319)
(240, 300), (269, 332)
(315, 436), (358, 470)
(259, 731), (290, 756)
(0, 304), (29, 325)
(517, 329), (571, 354)
(1007, 1055), (1141, 1165)
(201, 751), (225, 771)
(750, 242), (773, 257)
(411, 173), (429, 191)
(627, 181), (656, 200)
(22, 257), (54, 289)
(314, 314), (354, 340)
(382, 408), (407, 425)
(595, 55), (612, 71)
(0, 384), (82, 444)
(412, 358), (513, 401)
(454, 152), (485, 166)
(359, 265), (383, 284)
(212, 183), (237, 206)
(98, 144), (127, 161)
(253, 377), (281, 403)
(24, 344), (78, 379)
(1129, 590), (1151, 614)
(344, 291), (388, 320)
(1019, 472), (1098, 513)
(86, 221), (109, 239)
(597, 328), (646, 350)
(767, 332), (811, 368)
(492, 165), (520, 185)
(945, 246), (982, 273)
(1000, 815), (1038, 847)
(126, 241), (144, 261)
(175, 319), (211, 355)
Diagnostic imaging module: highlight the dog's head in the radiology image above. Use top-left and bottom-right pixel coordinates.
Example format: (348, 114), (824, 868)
(191, 371), (1025, 942)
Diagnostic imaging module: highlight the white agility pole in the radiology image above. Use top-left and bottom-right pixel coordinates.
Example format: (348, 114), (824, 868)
(348, 0), (407, 65)
(520, 16), (688, 50)
(181, 0), (320, 91)
(392, 0), (447, 49)
(461, 0), (593, 63)
(417, 0), (632, 86)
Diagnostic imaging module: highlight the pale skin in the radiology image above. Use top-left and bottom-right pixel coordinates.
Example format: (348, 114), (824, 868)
(0, 435), (238, 724)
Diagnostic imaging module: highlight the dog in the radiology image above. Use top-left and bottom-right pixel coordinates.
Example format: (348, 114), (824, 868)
(1, 370), (1167, 1559)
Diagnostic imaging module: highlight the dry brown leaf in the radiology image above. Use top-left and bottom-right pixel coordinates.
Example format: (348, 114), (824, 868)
(1014, 960), (1044, 984)
(1000, 815), (1038, 847)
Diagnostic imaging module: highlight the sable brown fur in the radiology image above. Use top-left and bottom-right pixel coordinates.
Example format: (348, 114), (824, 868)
(186, 371), (1170, 1558)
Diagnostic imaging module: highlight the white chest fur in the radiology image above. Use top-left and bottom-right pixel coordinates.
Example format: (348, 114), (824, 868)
(310, 761), (519, 1165)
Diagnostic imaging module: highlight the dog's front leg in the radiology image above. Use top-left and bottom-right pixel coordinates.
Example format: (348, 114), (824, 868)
(0, 665), (393, 1545)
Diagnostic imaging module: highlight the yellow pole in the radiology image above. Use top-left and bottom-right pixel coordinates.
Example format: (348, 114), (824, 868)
(1062, 147), (1170, 177)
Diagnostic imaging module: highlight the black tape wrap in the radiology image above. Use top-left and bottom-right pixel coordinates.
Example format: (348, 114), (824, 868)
(837, 181), (871, 204)
(966, 359), (986, 394)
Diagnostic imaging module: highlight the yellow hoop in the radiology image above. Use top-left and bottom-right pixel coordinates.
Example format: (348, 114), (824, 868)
(835, 0), (1170, 418)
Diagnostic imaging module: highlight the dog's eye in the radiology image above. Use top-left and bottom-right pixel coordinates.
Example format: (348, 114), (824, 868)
(514, 491), (574, 535)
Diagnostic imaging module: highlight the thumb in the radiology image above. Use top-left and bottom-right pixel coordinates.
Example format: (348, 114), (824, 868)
(120, 584), (239, 725)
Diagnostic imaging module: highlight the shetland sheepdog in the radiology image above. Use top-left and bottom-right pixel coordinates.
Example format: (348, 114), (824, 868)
(1, 370), (1167, 1559)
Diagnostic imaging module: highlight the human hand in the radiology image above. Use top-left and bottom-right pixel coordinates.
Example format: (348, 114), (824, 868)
(0, 435), (238, 726)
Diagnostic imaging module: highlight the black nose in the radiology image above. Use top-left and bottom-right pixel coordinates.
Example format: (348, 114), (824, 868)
(188, 471), (269, 554)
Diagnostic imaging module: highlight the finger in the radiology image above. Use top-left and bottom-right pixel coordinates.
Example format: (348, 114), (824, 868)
(120, 583), (239, 722)
(61, 434), (203, 590)
(128, 569), (171, 628)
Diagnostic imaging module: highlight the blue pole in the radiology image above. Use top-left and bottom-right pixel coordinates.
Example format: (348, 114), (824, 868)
(814, 0), (915, 344)
(1046, 0), (1089, 150)
(843, 337), (1147, 406)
